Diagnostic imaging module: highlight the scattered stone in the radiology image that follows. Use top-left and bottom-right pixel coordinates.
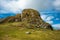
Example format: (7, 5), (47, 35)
(15, 19), (18, 22)
(25, 32), (31, 34)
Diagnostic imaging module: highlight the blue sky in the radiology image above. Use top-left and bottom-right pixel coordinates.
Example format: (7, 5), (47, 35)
(0, 0), (60, 30)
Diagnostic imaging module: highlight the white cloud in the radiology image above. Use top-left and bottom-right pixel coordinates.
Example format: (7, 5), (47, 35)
(53, 0), (60, 10)
(46, 16), (54, 21)
(41, 15), (54, 24)
(52, 24), (60, 30)
(41, 15), (48, 20)
(40, 15), (60, 30)
(46, 21), (53, 24)
(0, 0), (22, 13)
(0, 0), (53, 13)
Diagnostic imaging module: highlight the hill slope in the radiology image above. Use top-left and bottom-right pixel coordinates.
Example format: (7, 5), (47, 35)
(0, 22), (60, 40)
(0, 9), (53, 30)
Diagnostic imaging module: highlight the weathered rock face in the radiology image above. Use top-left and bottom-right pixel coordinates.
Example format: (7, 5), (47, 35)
(22, 9), (42, 24)
(22, 9), (40, 19)
(0, 9), (53, 30)
(21, 9), (53, 30)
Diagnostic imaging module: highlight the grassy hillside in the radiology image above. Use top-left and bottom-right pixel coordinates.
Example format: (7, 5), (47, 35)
(0, 22), (60, 40)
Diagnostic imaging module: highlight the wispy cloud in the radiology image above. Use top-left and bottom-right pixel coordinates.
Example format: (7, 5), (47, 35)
(0, 0), (22, 13)
(52, 24), (60, 30)
(0, 0), (53, 13)
(41, 15), (47, 20)
(41, 15), (54, 24)
(41, 14), (60, 30)
(46, 16), (54, 21)
(53, 0), (60, 10)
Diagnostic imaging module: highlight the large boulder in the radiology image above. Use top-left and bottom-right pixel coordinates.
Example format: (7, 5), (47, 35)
(22, 9), (42, 24)
(21, 9), (53, 30)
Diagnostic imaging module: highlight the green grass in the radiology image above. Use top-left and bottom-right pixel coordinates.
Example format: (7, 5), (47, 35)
(0, 22), (60, 40)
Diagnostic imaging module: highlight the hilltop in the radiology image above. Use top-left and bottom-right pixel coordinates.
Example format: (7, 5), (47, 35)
(0, 9), (53, 30)
(0, 9), (60, 40)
